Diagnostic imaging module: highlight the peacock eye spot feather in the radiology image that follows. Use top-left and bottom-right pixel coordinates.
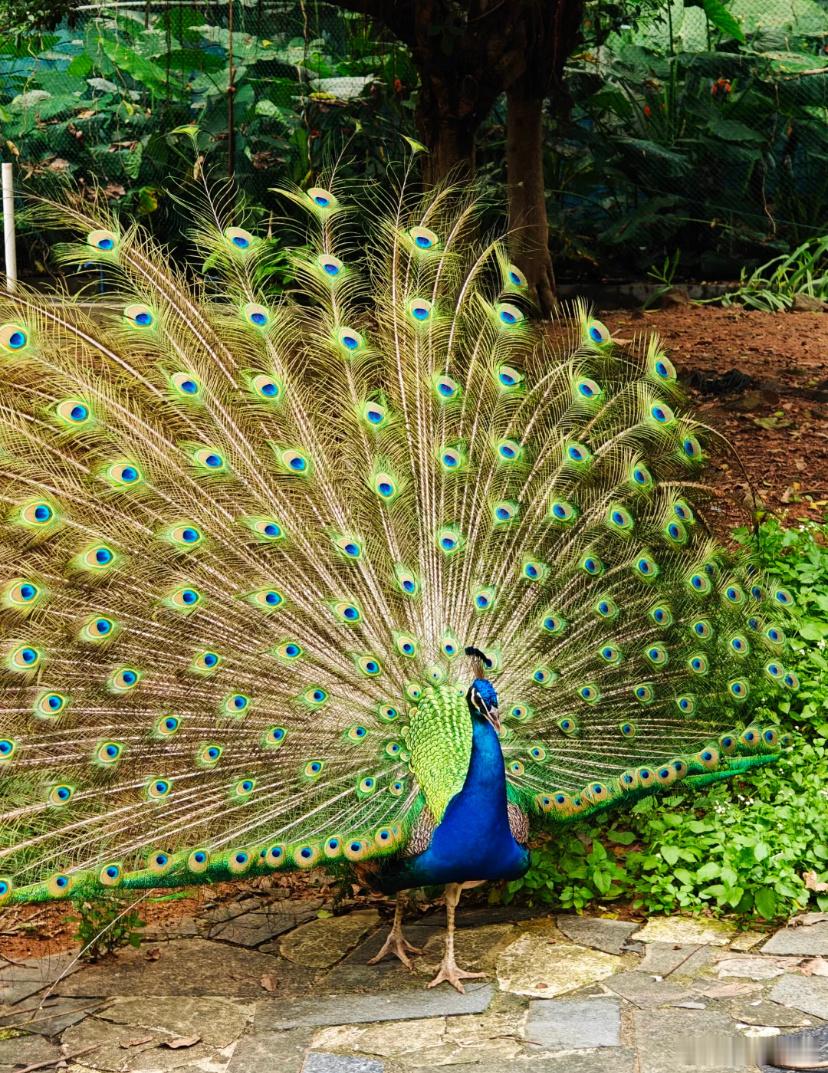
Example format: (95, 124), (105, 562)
(576, 377), (601, 399)
(408, 298), (433, 322)
(496, 303), (523, 326)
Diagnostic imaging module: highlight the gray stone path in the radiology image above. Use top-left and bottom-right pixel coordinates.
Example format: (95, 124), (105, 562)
(2, 896), (827, 1073)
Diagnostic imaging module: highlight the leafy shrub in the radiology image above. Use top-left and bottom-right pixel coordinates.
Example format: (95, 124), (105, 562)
(505, 520), (828, 921)
(72, 888), (144, 960)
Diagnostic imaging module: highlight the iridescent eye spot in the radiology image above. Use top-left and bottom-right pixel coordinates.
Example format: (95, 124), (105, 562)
(683, 436), (702, 459)
(587, 320), (609, 344)
(650, 402), (673, 424)
(409, 299), (432, 322)
(495, 302), (524, 328)
(576, 377), (601, 399)
(33, 504), (52, 523)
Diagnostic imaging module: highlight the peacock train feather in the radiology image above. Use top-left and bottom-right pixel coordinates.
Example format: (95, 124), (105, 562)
(0, 176), (796, 906)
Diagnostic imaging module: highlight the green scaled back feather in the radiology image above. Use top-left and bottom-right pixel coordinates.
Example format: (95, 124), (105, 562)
(0, 177), (796, 905)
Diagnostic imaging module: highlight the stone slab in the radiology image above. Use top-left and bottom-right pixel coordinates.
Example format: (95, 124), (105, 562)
(0, 994), (103, 1035)
(305, 1056), (385, 1073)
(214, 901), (321, 949)
(639, 942), (701, 976)
(255, 984), (494, 1029)
(632, 917), (736, 947)
(417, 904), (548, 929)
(497, 934), (623, 998)
(413, 923), (515, 978)
(320, 925), (434, 995)
(0, 952), (80, 1005)
(198, 894), (269, 926)
(669, 945), (718, 979)
(55, 938), (312, 999)
(604, 970), (693, 1009)
(310, 1018), (445, 1060)
(717, 957), (791, 980)
(61, 995), (250, 1072)
(556, 916), (640, 955)
(0, 1034), (60, 1073)
(730, 931), (770, 953)
(634, 1008), (751, 1073)
(226, 1028), (315, 1073)
(280, 911), (381, 969)
(769, 975), (828, 1020)
(731, 999), (816, 1028)
(762, 920), (828, 956)
(141, 916), (198, 942)
(419, 1052), (637, 1073)
(524, 997), (621, 1049)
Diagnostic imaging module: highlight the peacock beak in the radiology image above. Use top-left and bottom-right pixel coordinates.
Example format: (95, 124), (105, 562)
(485, 705), (501, 735)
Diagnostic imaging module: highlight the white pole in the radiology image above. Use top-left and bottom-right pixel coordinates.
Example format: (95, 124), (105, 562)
(2, 162), (17, 294)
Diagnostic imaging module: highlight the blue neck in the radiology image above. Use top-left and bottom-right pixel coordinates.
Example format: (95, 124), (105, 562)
(380, 712), (529, 892)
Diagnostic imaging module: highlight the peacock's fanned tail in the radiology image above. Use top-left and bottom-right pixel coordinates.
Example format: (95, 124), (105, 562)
(0, 177), (796, 904)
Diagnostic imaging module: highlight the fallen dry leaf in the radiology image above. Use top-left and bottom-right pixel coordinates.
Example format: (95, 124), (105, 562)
(800, 958), (828, 977)
(260, 973), (277, 992)
(804, 871), (828, 893)
(162, 1035), (201, 1049)
(145, 947), (161, 961)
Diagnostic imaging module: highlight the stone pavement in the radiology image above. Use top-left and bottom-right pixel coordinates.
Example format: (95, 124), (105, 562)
(2, 895), (828, 1073)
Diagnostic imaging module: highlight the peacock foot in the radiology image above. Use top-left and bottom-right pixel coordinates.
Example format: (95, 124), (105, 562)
(426, 956), (487, 994)
(367, 928), (423, 970)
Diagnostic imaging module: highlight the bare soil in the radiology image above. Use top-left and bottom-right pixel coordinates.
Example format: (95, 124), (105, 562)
(606, 305), (828, 527)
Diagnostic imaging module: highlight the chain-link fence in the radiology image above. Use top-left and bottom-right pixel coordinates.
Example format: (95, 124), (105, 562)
(1, 0), (827, 277)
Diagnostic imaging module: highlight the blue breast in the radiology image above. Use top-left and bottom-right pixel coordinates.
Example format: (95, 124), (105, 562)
(378, 716), (530, 893)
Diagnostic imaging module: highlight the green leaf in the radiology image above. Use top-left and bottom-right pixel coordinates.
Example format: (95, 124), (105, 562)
(755, 887), (777, 919)
(661, 845), (681, 866)
(67, 54), (93, 78)
(699, 0), (745, 42)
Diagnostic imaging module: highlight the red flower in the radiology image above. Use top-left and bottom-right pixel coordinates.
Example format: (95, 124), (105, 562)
(643, 104), (652, 118)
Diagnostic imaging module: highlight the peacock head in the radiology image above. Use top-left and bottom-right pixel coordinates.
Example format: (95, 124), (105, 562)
(465, 645), (500, 733)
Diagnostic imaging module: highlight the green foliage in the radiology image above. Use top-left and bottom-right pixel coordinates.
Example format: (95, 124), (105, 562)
(2, 0), (826, 278)
(709, 236), (828, 311)
(506, 520), (828, 921)
(542, 0), (828, 277)
(0, 5), (412, 256)
(72, 888), (144, 961)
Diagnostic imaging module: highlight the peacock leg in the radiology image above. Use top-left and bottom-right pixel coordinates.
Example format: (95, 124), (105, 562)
(427, 881), (488, 993)
(368, 893), (423, 970)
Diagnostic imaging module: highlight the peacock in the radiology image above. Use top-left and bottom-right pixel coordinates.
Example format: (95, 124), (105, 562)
(0, 172), (798, 992)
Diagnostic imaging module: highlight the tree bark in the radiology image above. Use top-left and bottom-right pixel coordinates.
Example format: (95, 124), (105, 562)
(506, 83), (555, 315)
(415, 73), (478, 184)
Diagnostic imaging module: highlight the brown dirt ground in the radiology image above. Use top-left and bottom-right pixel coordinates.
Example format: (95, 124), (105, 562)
(2, 305), (825, 965)
(606, 305), (828, 528)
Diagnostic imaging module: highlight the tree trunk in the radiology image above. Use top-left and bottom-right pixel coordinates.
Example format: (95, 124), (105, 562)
(417, 110), (477, 185)
(506, 83), (555, 314)
(414, 66), (482, 185)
